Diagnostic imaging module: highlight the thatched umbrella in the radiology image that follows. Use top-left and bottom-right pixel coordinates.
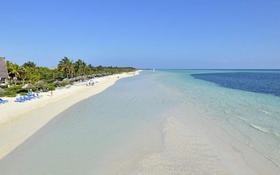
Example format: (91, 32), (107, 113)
(0, 87), (5, 93)
(36, 80), (45, 85)
(53, 80), (59, 84)
(22, 83), (35, 89)
(53, 80), (63, 87)
(69, 78), (75, 82)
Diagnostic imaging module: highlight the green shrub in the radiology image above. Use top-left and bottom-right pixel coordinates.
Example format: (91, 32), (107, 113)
(0, 85), (28, 97)
(47, 84), (56, 91)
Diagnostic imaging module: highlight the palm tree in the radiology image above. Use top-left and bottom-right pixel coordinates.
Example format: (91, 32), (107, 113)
(18, 67), (27, 83)
(74, 59), (87, 76)
(6, 61), (20, 84)
(69, 63), (75, 78)
(58, 57), (74, 78)
(23, 61), (36, 68)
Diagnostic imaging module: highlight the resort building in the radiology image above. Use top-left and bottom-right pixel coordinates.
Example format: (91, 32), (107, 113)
(0, 57), (9, 84)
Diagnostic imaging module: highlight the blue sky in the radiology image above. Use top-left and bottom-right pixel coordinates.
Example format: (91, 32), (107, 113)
(0, 0), (279, 69)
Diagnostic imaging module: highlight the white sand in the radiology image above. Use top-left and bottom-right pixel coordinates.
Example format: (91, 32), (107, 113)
(128, 108), (280, 175)
(0, 71), (140, 159)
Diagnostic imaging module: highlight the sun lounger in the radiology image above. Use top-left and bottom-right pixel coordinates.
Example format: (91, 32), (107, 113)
(36, 93), (41, 98)
(27, 96), (33, 100)
(23, 96), (31, 101)
(16, 97), (25, 102)
(0, 98), (8, 104)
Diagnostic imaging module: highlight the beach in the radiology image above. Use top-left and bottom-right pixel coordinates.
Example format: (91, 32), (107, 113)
(1, 0), (279, 174)
(0, 70), (279, 175)
(0, 70), (140, 159)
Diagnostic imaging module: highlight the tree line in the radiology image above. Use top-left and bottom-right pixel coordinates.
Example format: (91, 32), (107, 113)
(6, 57), (136, 84)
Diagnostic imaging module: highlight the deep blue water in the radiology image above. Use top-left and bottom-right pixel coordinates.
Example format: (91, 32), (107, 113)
(191, 72), (280, 97)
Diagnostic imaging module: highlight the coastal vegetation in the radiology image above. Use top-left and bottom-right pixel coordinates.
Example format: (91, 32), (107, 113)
(0, 57), (135, 97)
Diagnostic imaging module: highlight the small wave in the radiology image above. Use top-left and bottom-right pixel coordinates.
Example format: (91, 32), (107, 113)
(249, 123), (280, 139)
(260, 110), (272, 115)
(249, 123), (270, 133)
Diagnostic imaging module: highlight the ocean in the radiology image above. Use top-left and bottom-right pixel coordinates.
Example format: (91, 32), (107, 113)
(0, 70), (280, 175)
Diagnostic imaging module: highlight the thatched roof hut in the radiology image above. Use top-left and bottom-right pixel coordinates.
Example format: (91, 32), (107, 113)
(0, 57), (8, 83)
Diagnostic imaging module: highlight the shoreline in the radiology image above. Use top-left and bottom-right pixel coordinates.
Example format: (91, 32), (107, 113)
(0, 70), (141, 159)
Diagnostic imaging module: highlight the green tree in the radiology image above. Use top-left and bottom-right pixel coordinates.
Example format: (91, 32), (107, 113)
(18, 67), (27, 83)
(6, 61), (20, 83)
(57, 57), (74, 78)
(74, 59), (86, 76)
(23, 61), (36, 68)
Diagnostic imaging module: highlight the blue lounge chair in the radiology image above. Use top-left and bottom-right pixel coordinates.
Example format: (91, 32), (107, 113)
(27, 96), (32, 100)
(23, 96), (30, 101)
(0, 98), (8, 104)
(17, 96), (26, 102)
(16, 98), (24, 102)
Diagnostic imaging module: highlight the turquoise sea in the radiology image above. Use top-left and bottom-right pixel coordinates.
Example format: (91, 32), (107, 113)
(0, 70), (280, 175)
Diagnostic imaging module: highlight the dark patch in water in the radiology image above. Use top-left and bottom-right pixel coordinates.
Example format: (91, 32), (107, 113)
(191, 72), (280, 97)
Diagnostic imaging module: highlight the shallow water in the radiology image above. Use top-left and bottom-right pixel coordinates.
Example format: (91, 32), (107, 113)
(0, 70), (280, 175)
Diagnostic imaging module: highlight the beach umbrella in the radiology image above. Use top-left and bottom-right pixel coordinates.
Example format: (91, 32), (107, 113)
(71, 77), (75, 81)
(0, 87), (5, 93)
(22, 83), (35, 89)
